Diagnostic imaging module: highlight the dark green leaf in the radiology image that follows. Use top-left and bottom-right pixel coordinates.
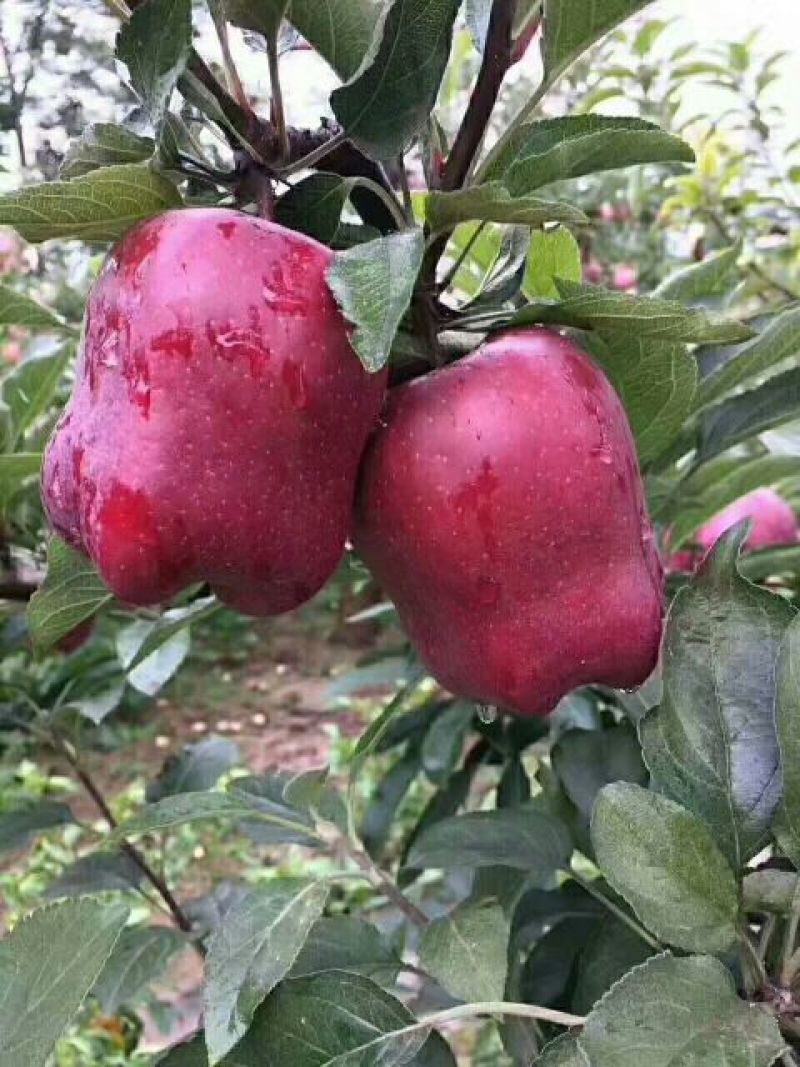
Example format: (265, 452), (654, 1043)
(331, 0), (461, 159)
(521, 917), (596, 1007)
(275, 174), (355, 247)
(28, 538), (112, 652)
(776, 615), (800, 869)
(93, 926), (187, 1014)
(641, 527), (794, 868)
(542, 0), (656, 85)
(698, 366), (800, 462)
(233, 971), (430, 1066)
(205, 880), (328, 1064)
(552, 725), (648, 820)
(572, 917), (654, 1014)
(222, 0), (289, 42)
(0, 800), (74, 854)
(61, 123), (155, 179)
(147, 736), (240, 802)
(282, 768), (348, 831)
(579, 954), (785, 1067)
(0, 164), (182, 244)
(489, 117), (693, 193)
(328, 230), (424, 373)
(497, 756), (531, 808)
(742, 870), (800, 915)
(592, 783), (739, 953)
(46, 851), (143, 900)
(0, 285), (70, 331)
(654, 245), (740, 304)
(420, 700), (473, 785)
(584, 333), (697, 467)
(407, 806), (572, 872)
(155, 1035), (206, 1066)
(234, 774), (319, 847)
(348, 667), (428, 787)
(116, 0), (192, 124)
(290, 917), (401, 983)
(420, 900), (509, 1003)
(361, 750), (420, 859)
(288, 0), (380, 80)
(0, 899), (128, 1067)
(426, 183), (586, 232)
(697, 306), (800, 410)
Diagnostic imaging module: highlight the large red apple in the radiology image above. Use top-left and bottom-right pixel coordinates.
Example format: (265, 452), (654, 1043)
(43, 209), (386, 615)
(354, 329), (664, 717)
(669, 488), (798, 572)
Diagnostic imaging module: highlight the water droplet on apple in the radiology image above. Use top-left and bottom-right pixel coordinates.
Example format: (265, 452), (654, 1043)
(476, 703), (497, 724)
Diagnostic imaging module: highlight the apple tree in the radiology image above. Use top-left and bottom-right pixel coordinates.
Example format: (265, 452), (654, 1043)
(1, 1), (800, 1065)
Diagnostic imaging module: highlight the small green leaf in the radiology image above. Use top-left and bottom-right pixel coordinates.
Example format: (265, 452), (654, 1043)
(61, 123), (155, 180)
(591, 783), (739, 953)
(487, 116), (693, 191)
(0, 800), (74, 854)
(523, 228), (582, 300)
(552, 725), (647, 820)
(147, 736), (240, 802)
(743, 870), (800, 915)
(0, 899), (129, 1067)
(287, 0), (380, 80)
(542, 0), (656, 86)
(697, 306), (800, 411)
(204, 880), (329, 1064)
(407, 806), (572, 873)
(3, 346), (71, 443)
(0, 164), (182, 244)
(116, 0), (192, 124)
(45, 851), (143, 900)
(222, 0), (289, 43)
(0, 285), (71, 332)
(331, 0), (461, 159)
(654, 245), (740, 304)
(276, 174), (355, 246)
(93, 926), (187, 1014)
(0, 452), (42, 510)
(27, 538), (112, 652)
(291, 916), (401, 983)
(579, 954), (786, 1067)
(328, 230), (424, 373)
(420, 700), (473, 786)
(698, 366), (800, 462)
(776, 615), (800, 869)
(426, 183), (587, 232)
(420, 900), (509, 1003)
(572, 917), (654, 1014)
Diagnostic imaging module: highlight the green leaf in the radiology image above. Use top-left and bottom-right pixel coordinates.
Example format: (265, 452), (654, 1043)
(698, 366), (800, 462)
(776, 615), (800, 869)
(579, 954), (786, 1067)
(542, 0), (656, 86)
(147, 736), (240, 802)
(572, 918), (654, 1014)
(233, 970), (449, 1066)
(585, 333), (697, 467)
(407, 806), (572, 872)
(275, 174), (355, 247)
(205, 880), (329, 1064)
(361, 750), (420, 859)
(0, 452), (42, 510)
(348, 668), (428, 792)
(489, 116), (693, 193)
(657, 454), (800, 547)
(27, 538), (112, 652)
(121, 596), (218, 675)
(591, 783), (739, 953)
(641, 528), (794, 869)
(288, 0), (380, 80)
(45, 851), (143, 900)
(654, 245), (740, 304)
(234, 774), (319, 846)
(739, 544), (800, 582)
(155, 1035), (207, 1066)
(116, 619), (190, 696)
(3, 346), (71, 443)
(0, 164), (182, 244)
(328, 230), (424, 373)
(535, 1034), (589, 1066)
(0, 899), (128, 1067)
(420, 700), (473, 786)
(552, 725), (647, 821)
(331, 0), (461, 159)
(420, 900), (509, 1003)
(116, 0), (192, 124)
(426, 183), (587, 232)
(523, 228), (582, 300)
(291, 916), (401, 983)
(0, 285), (70, 331)
(0, 800), (74, 854)
(61, 123), (155, 180)
(697, 306), (800, 411)
(743, 869), (800, 915)
(92, 926), (187, 1014)
(513, 280), (753, 345)
(222, 0), (289, 42)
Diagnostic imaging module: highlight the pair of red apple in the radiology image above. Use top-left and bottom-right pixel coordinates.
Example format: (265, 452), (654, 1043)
(42, 209), (664, 717)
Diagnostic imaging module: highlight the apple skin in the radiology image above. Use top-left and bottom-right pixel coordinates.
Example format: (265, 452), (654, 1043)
(354, 328), (664, 717)
(42, 209), (386, 615)
(669, 488), (798, 572)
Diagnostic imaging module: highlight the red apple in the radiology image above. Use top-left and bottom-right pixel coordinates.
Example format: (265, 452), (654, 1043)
(669, 488), (798, 572)
(354, 328), (664, 717)
(43, 209), (386, 615)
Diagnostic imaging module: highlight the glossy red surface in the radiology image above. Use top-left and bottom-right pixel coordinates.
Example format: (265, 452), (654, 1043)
(43, 209), (386, 614)
(354, 328), (664, 717)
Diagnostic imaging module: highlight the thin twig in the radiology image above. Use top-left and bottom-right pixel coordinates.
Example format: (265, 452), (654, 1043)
(267, 34), (289, 163)
(397, 156), (414, 224)
(278, 130), (349, 176)
(739, 930), (768, 995)
(211, 11), (252, 114)
(337, 837), (430, 929)
(439, 221), (488, 294)
(53, 733), (198, 942)
(407, 1000), (584, 1034)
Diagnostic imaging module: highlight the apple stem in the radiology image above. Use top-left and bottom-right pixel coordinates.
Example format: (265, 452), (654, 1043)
(211, 9), (253, 117)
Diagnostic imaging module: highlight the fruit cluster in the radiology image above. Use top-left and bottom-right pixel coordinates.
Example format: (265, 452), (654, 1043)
(43, 208), (665, 716)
